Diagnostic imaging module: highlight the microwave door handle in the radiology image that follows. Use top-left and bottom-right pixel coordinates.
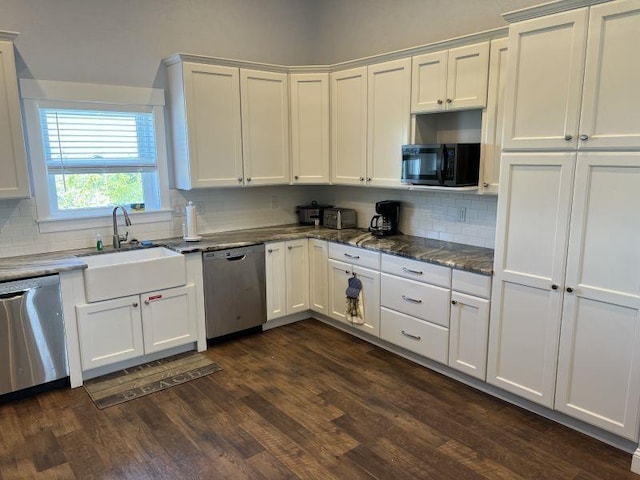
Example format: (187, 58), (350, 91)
(436, 147), (445, 185)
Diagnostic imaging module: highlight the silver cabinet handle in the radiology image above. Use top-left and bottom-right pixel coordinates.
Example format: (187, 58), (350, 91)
(579, 134), (589, 141)
(402, 267), (423, 275)
(402, 295), (422, 304)
(437, 99), (443, 105)
(401, 330), (421, 341)
(564, 135), (573, 141)
(132, 302), (138, 308)
(344, 253), (360, 259)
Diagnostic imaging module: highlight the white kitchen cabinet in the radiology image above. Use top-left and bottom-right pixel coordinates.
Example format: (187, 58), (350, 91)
(501, 9), (588, 150)
(554, 152), (640, 440)
(309, 239), (329, 315)
(0, 37), (30, 198)
(480, 38), (509, 194)
(290, 73), (330, 184)
(240, 69), (290, 185)
(266, 239), (309, 321)
(367, 58), (411, 187)
(411, 42), (490, 114)
(167, 62), (244, 189)
(76, 285), (198, 371)
(448, 290), (490, 381)
(76, 295), (144, 370)
(487, 152), (576, 407)
(578, 1), (640, 149)
(328, 258), (381, 337)
(141, 285), (197, 355)
(330, 67), (368, 185)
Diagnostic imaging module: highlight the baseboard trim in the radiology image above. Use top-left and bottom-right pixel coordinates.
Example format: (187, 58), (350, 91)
(262, 311), (309, 330)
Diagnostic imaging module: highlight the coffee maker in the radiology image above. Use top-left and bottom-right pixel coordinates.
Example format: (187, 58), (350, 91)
(369, 200), (400, 237)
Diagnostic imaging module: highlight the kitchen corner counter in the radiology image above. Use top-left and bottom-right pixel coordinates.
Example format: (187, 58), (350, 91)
(0, 252), (87, 282)
(161, 225), (494, 275)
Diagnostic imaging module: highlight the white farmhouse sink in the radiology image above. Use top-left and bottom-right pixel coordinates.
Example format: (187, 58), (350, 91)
(82, 247), (186, 303)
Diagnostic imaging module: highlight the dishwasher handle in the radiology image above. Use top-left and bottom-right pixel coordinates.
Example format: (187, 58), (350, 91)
(226, 255), (246, 261)
(0, 290), (30, 300)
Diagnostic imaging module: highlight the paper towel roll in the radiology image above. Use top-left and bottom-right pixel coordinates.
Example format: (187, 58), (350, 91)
(184, 201), (198, 239)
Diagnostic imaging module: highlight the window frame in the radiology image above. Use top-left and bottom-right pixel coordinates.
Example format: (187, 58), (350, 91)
(21, 79), (171, 233)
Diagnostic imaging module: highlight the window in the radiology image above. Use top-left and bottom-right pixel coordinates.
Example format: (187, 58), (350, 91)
(21, 80), (170, 232)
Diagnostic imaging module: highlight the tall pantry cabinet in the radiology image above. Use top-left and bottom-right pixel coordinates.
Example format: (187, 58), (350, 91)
(489, 0), (640, 441)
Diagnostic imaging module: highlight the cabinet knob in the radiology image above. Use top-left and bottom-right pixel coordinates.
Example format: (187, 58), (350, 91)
(437, 99), (443, 105)
(451, 300), (457, 305)
(238, 177), (243, 182)
(144, 300), (150, 305)
(345, 270), (350, 275)
(551, 284), (559, 290)
(367, 177), (371, 182)
(268, 249), (273, 253)
(294, 175), (299, 180)
(446, 98), (452, 103)
(566, 287), (574, 293)
(247, 177), (252, 182)
(287, 245), (293, 250)
(483, 182), (489, 188)
(132, 302), (138, 308)
(579, 134), (589, 141)
(359, 177), (365, 182)
(564, 134), (573, 141)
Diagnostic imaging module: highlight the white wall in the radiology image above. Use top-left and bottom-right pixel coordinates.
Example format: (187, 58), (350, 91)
(310, 0), (542, 64)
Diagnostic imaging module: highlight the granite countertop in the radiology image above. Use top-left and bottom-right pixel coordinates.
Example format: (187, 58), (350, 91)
(0, 224), (494, 282)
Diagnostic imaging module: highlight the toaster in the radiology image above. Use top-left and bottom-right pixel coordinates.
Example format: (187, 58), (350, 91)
(323, 208), (357, 229)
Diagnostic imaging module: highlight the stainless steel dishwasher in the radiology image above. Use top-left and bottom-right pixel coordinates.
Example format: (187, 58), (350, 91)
(203, 244), (266, 339)
(0, 275), (68, 396)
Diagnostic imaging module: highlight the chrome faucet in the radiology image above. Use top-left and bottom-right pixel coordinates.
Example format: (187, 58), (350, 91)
(112, 205), (132, 249)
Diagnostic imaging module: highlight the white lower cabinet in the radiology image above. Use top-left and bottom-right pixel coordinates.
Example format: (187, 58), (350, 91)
(448, 291), (490, 380)
(266, 239), (309, 321)
(328, 258), (380, 337)
(309, 239), (329, 314)
(76, 285), (196, 370)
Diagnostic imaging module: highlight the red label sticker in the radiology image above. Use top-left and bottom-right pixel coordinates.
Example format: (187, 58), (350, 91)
(148, 295), (163, 301)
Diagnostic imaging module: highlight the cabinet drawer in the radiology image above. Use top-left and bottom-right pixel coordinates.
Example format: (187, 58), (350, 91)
(381, 254), (451, 287)
(381, 307), (448, 363)
(329, 242), (380, 270)
(452, 269), (491, 299)
(381, 273), (450, 327)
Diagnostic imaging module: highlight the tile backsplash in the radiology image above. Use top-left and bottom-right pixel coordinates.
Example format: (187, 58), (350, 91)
(0, 185), (496, 258)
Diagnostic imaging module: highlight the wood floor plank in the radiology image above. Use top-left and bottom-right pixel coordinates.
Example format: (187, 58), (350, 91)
(0, 319), (636, 479)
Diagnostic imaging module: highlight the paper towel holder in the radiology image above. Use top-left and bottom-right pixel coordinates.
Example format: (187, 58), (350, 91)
(183, 201), (202, 242)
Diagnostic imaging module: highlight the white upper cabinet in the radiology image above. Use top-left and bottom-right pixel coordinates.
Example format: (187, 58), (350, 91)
(502, 8), (589, 150)
(0, 37), (30, 198)
(290, 73), (330, 184)
(240, 69), (290, 186)
(168, 62), (244, 189)
(578, 0), (640, 149)
(480, 38), (509, 194)
(411, 42), (489, 114)
(555, 152), (640, 440)
(367, 58), (411, 187)
(331, 67), (368, 185)
(496, 1), (640, 151)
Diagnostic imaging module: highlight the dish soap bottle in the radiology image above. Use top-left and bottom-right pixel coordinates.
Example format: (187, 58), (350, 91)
(96, 233), (103, 251)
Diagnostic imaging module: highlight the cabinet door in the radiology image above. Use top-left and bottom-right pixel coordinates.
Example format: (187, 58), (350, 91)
(309, 239), (328, 314)
(0, 40), (29, 198)
(578, 1), (640, 149)
(502, 9), (588, 150)
(411, 50), (448, 113)
(173, 62), (243, 189)
(265, 242), (286, 321)
(290, 73), (330, 184)
(240, 69), (290, 186)
(555, 153), (640, 440)
(480, 38), (508, 194)
(329, 259), (381, 337)
(76, 295), (143, 370)
(367, 58), (411, 187)
(445, 42), (490, 111)
(487, 152), (576, 407)
(449, 292), (490, 380)
(285, 239), (309, 315)
(141, 285), (197, 355)
(331, 67), (368, 185)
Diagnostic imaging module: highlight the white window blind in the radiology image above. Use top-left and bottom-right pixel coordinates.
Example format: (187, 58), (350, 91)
(39, 108), (157, 174)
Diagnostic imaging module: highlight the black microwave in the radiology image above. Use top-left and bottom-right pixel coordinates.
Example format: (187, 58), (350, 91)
(401, 144), (480, 187)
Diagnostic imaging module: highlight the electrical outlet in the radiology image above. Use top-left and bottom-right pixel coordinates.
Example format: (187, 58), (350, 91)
(458, 207), (466, 223)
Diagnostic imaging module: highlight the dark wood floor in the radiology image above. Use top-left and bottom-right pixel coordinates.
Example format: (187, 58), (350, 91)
(0, 319), (636, 479)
